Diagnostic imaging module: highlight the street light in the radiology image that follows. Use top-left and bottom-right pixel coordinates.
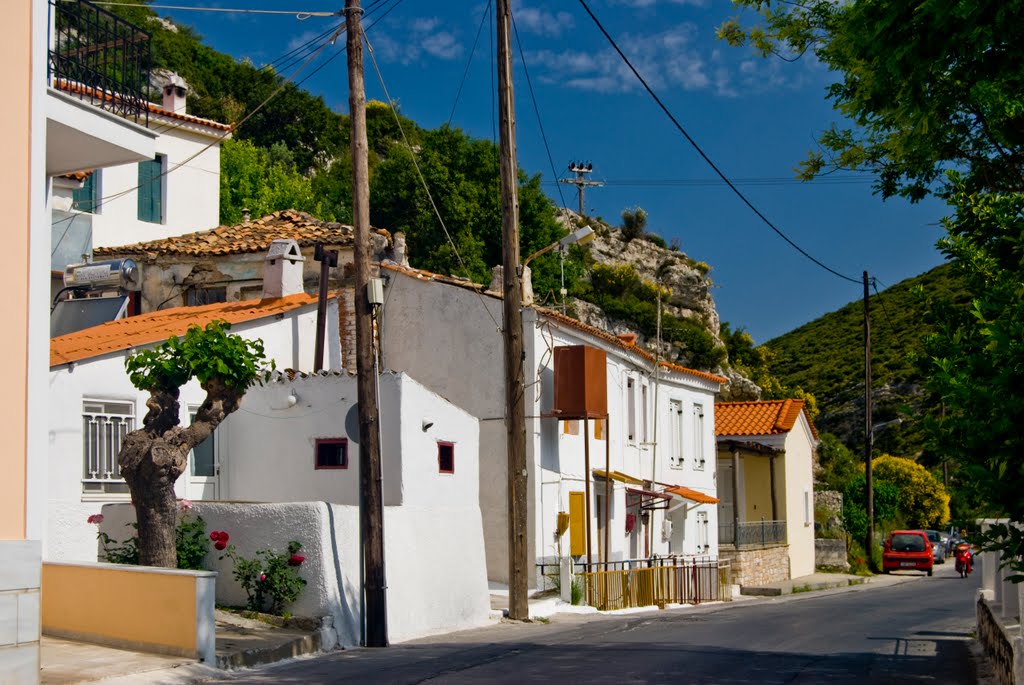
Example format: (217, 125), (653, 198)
(521, 226), (596, 311)
(867, 417), (903, 561)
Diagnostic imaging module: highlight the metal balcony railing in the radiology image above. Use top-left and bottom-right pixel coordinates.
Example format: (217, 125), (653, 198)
(719, 520), (787, 548)
(48, 0), (151, 125)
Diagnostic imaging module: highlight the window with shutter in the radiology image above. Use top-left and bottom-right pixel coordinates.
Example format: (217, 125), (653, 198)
(137, 156), (164, 223)
(72, 172), (98, 213)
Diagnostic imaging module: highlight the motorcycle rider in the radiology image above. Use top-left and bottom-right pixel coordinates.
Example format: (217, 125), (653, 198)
(954, 541), (974, 576)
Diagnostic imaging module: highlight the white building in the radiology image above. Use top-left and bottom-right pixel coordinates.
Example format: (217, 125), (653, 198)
(379, 262), (725, 585)
(51, 76), (229, 277)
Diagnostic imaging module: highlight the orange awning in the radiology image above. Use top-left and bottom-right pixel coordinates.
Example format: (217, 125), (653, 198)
(592, 469), (645, 486)
(665, 485), (719, 504)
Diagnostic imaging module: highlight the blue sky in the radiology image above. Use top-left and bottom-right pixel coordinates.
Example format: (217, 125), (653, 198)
(157, 0), (948, 344)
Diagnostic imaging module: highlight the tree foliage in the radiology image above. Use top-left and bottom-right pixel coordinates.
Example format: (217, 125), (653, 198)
(871, 455), (950, 528)
(120, 322), (269, 567)
(719, 0), (1024, 201)
(815, 433), (860, 492)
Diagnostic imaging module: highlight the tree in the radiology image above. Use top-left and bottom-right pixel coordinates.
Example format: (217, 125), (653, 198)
(815, 433), (860, 493)
(620, 207), (648, 242)
(872, 455), (950, 528)
(719, 0), (1024, 201)
(119, 322), (269, 567)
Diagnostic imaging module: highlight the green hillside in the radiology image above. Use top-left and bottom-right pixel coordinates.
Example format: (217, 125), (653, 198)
(764, 263), (970, 460)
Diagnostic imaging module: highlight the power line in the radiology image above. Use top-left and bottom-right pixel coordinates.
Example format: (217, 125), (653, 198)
(542, 175), (872, 188)
(576, 0), (862, 286)
(447, 0), (492, 128)
(511, 13), (569, 212)
(91, 3), (340, 17)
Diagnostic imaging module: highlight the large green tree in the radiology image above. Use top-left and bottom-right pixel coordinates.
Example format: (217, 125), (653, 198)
(719, 0), (1024, 201)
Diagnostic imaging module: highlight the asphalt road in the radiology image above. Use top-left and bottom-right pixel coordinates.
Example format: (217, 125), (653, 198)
(208, 561), (982, 684)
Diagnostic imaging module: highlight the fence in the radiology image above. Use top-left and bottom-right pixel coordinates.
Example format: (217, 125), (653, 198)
(577, 557), (727, 611)
(719, 520), (787, 548)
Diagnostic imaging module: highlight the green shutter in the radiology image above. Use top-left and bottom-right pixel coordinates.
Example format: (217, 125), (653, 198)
(72, 172), (97, 213)
(137, 157), (163, 223)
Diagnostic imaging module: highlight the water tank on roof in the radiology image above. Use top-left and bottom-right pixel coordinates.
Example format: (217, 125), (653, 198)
(63, 258), (141, 292)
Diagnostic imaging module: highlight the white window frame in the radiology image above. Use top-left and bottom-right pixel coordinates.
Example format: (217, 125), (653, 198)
(626, 376), (636, 444)
(82, 398), (134, 497)
(693, 404), (705, 470)
(669, 399), (683, 468)
(696, 510), (709, 552)
(640, 379), (649, 445)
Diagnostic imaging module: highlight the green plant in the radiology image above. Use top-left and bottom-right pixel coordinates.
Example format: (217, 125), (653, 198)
(98, 523), (140, 565)
(220, 537), (308, 615)
(570, 576), (583, 605)
(90, 501), (211, 569)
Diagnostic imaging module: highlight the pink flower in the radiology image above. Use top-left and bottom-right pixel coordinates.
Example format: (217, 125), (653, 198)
(287, 554), (305, 567)
(259, 574), (266, 582)
(214, 540), (227, 551)
(180, 499), (194, 511)
(87, 514), (104, 525)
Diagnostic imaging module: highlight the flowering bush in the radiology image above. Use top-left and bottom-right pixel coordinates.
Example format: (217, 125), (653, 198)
(210, 530), (230, 551)
(89, 500), (211, 570)
(219, 537), (307, 615)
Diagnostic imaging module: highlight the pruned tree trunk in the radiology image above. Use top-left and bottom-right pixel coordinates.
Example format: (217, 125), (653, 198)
(119, 379), (242, 567)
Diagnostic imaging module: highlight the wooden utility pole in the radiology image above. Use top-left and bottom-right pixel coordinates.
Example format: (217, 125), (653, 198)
(347, 0), (387, 647)
(559, 162), (603, 216)
(863, 271), (874, 563)
(313, 243), (337, 373)
(496, 0), (528, 621)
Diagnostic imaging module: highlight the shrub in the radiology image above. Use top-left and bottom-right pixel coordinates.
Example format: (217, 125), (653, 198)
(219, 538), (308, 615)
(644, 233), (667, 249)
(91, 501), (210, 569)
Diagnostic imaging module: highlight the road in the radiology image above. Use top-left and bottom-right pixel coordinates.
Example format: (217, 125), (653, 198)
(207, 561), (982, 684)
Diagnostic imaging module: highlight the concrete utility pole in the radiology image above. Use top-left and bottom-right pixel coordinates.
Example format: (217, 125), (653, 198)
(559, 161), (603, 216)
(346, 0), (387, 647)
(863, 271), (874, 564)
(496, 0), (529, 621)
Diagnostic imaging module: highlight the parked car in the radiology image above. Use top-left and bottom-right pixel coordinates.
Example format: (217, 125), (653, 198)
(924, 529), (945, 564)
(882, 530), (934, 576)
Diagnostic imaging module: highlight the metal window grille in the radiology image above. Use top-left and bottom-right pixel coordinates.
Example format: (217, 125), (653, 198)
(82, 399), (134, 494)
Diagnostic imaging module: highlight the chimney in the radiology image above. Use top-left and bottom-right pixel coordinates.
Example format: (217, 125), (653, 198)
(241, 208), (251, 224)
(262, 239), (305, 299)
(617, 332), (638, 346)
(161, 72), (189, 114)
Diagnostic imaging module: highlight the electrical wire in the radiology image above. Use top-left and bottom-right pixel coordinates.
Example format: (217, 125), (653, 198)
(576, 0), (862, 286)
(447, 0), (492, 128)
(363, 31), (503, 333)
(871, 277), (899, 341)
(511, 14), (570, 213)
(91, 3), (340, 18)
(542, 175), (872, 188)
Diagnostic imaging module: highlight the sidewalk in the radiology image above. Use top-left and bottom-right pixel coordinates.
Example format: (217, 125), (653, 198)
(739, 571), (871, 597)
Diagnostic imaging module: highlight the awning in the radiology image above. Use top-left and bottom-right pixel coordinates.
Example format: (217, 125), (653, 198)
(625, 486), (672, 511)
(592, 469), (645, 486)
(625, 486), (671, 501)
(665, 485), (719, 504)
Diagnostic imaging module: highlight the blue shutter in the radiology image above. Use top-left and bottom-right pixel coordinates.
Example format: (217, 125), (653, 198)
(137, 157), (163, 223)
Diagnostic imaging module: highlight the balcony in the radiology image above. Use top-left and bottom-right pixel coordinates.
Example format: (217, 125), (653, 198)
(719, 519), (787, 548)
(49, 0), (150, 125)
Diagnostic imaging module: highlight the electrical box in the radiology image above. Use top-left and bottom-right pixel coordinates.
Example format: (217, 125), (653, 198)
(552, 345), (607, 419)
(367, 278), (384, 305)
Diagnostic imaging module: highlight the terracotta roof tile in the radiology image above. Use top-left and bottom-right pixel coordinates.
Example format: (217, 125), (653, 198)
(94, 210), (357, 258)
(55, 79), (232, 132)
(715, 399), (819, 439)
(50, 293), (321, 367)
(381, 261), (726, 386)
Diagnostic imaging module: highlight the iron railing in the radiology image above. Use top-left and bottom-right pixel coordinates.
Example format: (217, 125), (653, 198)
(577, 557), (727, 610)
(48, 0), (151, 125)
(720, 520), (787, 548)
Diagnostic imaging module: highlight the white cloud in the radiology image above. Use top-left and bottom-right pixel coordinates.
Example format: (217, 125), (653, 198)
(513, 3), (575, 37)
(372, 16), (464, 65)
(607, 0), (708, 7)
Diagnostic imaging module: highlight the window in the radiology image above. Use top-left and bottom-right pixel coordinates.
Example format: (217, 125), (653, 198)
(137, 155), (164, 223)
(594, 419), (605, 441)
(72, 171), (98, 213)
(315, 438), (348, 469)
(188, 408), (216, 478)
(438, 442), (455, 474)
(562, 420), (579, 436)
(186, 286), (227, 307)
(82, 399), (134, 495)
(640, 381), (649, 444)
(669, 399), (683, 468)
(626, 377), (636, 443)
(696, 511), (709, 551)
(693, 405), (705, 469)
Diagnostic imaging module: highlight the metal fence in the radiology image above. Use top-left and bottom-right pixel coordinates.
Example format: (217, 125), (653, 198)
(577, 557), (727, 611)
(49, 0), (151, 125)
(719, 520), (787, 548)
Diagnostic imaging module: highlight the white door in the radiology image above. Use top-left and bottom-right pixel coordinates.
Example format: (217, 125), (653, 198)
(187, 407), (219, 500)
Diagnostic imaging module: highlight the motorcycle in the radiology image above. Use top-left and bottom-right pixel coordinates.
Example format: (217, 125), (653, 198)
(954, 543), (973, 578)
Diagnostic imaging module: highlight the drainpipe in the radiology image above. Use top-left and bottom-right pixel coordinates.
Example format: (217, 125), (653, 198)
(731, 446), (740, 542)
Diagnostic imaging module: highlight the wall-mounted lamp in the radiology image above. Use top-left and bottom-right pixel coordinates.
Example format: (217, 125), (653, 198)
(286, 392), (299, 407)
(422, 419), (434, 432)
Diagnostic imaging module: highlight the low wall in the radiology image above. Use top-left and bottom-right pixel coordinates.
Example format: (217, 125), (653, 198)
(42, 561), (215, 663)
(815, 538), (850, 571)
(977, 594), (1023, 685)
(718, 544), (790, 587)
(100, 500), (490, 646)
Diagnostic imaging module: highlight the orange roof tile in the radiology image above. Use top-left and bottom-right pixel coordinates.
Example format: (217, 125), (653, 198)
(381, 261), (726, 386)
(50, 293), (321, 367)
(95, 210), (357, 258)
(715, 399), (819, 439)
(55, 79), (232, 132)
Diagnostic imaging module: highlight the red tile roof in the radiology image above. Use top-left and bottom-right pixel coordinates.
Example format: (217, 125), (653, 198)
(50, 293), (321, 367)
(55, 79), (232, 132)
(381, 261), (726, 386)
(94, 210), (358, 258)
(715, 399), (818, 439)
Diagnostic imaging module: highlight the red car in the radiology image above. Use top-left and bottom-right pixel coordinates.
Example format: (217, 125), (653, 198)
(883, 530), (934, 576)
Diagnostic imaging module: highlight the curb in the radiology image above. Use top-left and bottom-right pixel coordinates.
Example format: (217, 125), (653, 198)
(740, 576), (868, 597)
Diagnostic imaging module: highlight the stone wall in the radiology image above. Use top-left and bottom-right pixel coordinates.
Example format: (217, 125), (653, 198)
(718, 545), (790, 587)
(814, 490), (843, 522)
(977, 595), (1023, 685)
(815, 539), (850, 572)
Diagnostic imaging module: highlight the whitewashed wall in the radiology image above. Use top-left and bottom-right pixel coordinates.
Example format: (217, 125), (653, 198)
(47, 300), (339, 562)
(783, 416), (817, 577)
(87, 122), (221, 249)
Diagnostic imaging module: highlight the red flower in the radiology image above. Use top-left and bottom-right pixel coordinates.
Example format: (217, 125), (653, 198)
(288, 554), (305, 567)
(87, 514), (104, 524)
(259, 574), (266, 582)
(214, 541), (227, 551)
(210, 531), (230, 543)
(210, 531), (219, 541)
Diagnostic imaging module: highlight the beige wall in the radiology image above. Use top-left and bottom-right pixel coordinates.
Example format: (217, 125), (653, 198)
(42, 563), (213, 659)
(0, 0), (32, 541)
(742, 456), (773, 520)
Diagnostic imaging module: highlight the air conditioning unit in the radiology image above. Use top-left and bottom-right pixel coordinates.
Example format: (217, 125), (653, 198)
(661, 519), (673, 542)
